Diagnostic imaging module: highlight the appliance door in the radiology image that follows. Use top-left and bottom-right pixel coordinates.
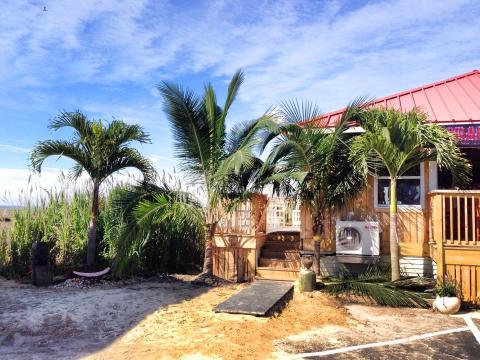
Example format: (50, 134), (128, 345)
(336, 225), (362, 254)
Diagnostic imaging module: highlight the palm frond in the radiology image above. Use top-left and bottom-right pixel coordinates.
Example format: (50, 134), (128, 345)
(324, 266), (429, 308)
(30, 140), (89, 175)
(279, 99), (322, 123)
(103, 148), (156, 183)
(114, 181), (205, 276)
(222, 69), (244, 119)
(158, 81), (210, 182)
(49, 110), (93, 140)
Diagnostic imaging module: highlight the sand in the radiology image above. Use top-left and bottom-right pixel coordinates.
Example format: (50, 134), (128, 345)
(0, 276), (464, 359)
(0, 276), (346, 359)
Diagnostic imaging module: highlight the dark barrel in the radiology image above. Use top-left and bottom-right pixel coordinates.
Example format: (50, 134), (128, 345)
(31, 242), (52, 286)
(32, 241), (49, 266)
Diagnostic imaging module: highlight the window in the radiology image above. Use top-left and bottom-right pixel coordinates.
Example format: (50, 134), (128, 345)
(374, 164), (423, 207)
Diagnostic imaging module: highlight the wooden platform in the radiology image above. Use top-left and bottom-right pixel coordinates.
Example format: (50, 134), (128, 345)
(213, 280), (294, 316)
(256, 267), (299, 280)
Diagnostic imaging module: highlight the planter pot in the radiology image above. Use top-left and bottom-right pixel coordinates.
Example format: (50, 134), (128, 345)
(301, 254), (314, 270)
(433, 296), (461, 314)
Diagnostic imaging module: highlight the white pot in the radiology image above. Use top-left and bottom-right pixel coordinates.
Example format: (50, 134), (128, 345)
(433, 296), (461, 314)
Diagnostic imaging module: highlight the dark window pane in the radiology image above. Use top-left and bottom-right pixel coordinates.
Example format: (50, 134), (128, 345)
(377, 179), (421, 206)
(377, 179), (390, 205)
(401, 164), (421, 176)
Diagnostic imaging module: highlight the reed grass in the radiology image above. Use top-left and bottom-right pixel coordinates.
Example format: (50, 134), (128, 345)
(0, 172), (204, 279)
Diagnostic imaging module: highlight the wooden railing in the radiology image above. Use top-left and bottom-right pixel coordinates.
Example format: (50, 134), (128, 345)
(429, 190), (480, 304)
(429, 190), (480, 246)
(217, 201), (254, 235)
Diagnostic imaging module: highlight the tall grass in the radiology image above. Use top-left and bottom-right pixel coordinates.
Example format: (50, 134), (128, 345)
(0, 174), (204, 279)
(0, 174), (123, 278)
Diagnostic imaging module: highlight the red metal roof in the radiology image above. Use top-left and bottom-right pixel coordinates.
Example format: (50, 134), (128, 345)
(313, 70), (480, 127)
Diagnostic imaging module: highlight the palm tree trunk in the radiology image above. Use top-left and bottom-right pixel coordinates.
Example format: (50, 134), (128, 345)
(87, 182), (100, 266)
(202, 222), (217, 274)
(313, 211), (323, 274)
(390, 178), (401, 281)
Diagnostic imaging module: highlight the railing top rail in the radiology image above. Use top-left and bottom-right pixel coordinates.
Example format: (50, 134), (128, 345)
(428, 189), (480, 196)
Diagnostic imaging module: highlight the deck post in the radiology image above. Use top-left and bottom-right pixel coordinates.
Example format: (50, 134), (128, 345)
(432, 194), (445, 279)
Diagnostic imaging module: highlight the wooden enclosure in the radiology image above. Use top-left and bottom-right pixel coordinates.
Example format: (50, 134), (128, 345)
(430, 190), (480, 304)
(212, 194), (267, 282)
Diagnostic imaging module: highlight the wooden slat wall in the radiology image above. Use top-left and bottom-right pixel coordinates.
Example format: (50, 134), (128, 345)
(212, 247), (255, 282)
(445, 263), (480, 304)
(316, 169), (429, 256)
(430, 190), (480, 305)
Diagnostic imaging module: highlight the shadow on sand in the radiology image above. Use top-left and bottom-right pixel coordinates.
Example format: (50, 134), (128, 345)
(0, 275), (213, 359)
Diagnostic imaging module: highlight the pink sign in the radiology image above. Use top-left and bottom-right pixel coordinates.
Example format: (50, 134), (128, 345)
(445, 125), (480, 146)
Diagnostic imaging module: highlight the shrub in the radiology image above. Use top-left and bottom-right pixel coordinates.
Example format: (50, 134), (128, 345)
(112, 183), (204, 278)
(435, 275), (459, 297)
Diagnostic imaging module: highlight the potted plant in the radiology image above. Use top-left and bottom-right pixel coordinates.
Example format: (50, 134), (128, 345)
(433, 276), (461, 314)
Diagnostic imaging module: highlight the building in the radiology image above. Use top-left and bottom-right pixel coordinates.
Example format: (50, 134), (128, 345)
(212, 70), (480, 304)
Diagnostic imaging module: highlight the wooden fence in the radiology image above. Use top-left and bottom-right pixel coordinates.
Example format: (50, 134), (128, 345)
(212, 194), (267, 282)
(430, 190), (480, 304)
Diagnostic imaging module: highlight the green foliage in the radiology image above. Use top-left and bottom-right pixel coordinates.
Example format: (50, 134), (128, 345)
(435, 275), (459, 297)
(30, 111), (155, 184)
(0, 181), (204, 279)
(0, 190), (92, 278)
(350, 107), (471, 187)
(158, 70), (273, 272)
(30, 111), (156, 265)
(259, 99), (368, 230)
(323, 266), (429, 308)
(113, 182), (204, 277)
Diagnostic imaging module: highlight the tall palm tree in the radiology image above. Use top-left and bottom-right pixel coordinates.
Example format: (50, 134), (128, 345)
(158, 70), (272, 274)
(260, 100), (367, 252)
(30, 111), (155, 266)
(350, 107), (471, 281)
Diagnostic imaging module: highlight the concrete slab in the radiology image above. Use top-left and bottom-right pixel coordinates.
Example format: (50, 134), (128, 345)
(214, 280), (294, 316)
(303, 330), (480, 359)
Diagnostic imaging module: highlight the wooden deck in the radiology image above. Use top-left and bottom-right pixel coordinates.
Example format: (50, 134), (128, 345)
(430, 190), (480, 304)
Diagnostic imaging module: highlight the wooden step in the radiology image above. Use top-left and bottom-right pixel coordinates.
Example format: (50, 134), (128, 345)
(262, 240), (300, 250)
(256, 267), (299, 281)
(260, 250), (300, 260)
(259, 258), (301, 269)
(267, 232), (300, 242)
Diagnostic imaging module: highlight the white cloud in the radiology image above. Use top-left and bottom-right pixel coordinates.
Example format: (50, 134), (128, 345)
(0, 144), (30, 153)
(1, 0), (480, 203)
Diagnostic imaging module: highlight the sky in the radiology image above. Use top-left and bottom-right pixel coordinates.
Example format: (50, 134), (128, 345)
(1, 0), (480, 205)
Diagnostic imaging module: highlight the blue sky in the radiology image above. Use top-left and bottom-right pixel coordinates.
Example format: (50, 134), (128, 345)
(1, 0), (480, 205)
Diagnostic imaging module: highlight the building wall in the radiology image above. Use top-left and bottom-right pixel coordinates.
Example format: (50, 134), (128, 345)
(301, 162), (432, 259)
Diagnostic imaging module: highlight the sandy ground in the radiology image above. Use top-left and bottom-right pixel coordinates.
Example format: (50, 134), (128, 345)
(0, 276), (467, 360)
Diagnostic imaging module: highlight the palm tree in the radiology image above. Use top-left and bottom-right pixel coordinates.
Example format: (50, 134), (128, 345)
(30, 111), (155, 266)
(350, 107), (471, 281)
(158, 70), (272, 274)
(260, 100), (367, 253)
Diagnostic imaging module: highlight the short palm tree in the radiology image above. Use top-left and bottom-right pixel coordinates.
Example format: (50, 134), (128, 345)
(113, 180), (205, 276)
(350, 107), (471, 281)
(158, 70), (271, 274)
(30, 111), (155, 265)
(260, 99), (367, 250)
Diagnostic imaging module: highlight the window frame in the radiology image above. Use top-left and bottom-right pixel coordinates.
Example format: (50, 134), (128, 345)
(374, 163), (425, 209)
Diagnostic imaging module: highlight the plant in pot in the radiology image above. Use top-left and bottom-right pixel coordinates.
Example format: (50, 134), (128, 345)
(433, 276), (461, 314)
